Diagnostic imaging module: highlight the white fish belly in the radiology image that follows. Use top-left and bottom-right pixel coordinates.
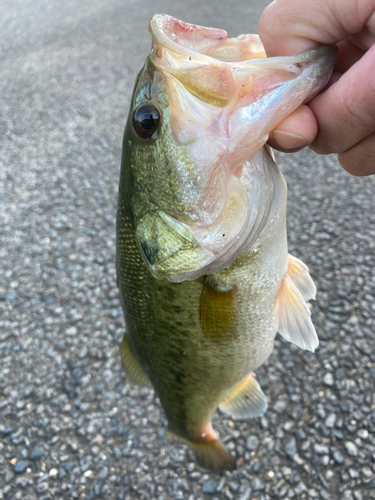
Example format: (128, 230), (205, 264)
(219, 150), (288, 376)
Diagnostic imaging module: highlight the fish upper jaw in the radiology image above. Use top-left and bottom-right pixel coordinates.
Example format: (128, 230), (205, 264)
(149, 14), (266, 66)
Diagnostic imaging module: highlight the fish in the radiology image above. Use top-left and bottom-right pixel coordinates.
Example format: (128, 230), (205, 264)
(116, 14), (337, 471)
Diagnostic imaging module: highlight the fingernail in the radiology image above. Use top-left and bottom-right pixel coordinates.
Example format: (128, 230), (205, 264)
(272, 130), (309, 149)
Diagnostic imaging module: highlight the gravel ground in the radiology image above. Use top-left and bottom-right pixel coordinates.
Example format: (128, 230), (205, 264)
(1, 0), (375, 499)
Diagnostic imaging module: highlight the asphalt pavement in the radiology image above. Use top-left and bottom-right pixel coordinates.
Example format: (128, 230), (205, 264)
(1, 0), (375, 499)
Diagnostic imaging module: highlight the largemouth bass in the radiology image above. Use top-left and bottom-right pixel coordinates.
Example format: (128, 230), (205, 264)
(116, 14), (337, 471)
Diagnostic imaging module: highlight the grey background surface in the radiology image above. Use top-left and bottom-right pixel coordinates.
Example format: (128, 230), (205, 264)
(1, 0), (375, 499)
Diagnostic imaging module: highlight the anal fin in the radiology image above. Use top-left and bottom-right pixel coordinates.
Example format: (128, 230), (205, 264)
(120, 335), (152, 388)
(276, 274), (319, 352)
(288, 254), (316, 301)
(219, 373), (268, 419)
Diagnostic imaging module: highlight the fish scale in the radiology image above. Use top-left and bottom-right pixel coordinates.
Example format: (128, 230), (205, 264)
(116, 14), (337, 470)
(117, 208), (240, 425)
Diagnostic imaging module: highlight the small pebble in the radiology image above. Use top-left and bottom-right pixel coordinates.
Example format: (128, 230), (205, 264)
(30, 447), (45, 460)
(274, 400), (288, 414)
(252, 478), (264, 491)
(323, 373), (334, 386)
(357, 429), (368, 439)
(284, 437), (297, 456)
(332, 450), (344, 464)
(5, 470), (15, 483)
(14, 460), (29, 474)
(80, 456), (92, 472)
(201, 480), (217, 494)
(320, 489), (331, 500)
(36, 482), (49, 493)
(65, 326), (77, 336)
(246, 435), (259, 451)
(325, 414), (336, 429)
(314, 443), (329, 455)
(344, 442), (358, 457)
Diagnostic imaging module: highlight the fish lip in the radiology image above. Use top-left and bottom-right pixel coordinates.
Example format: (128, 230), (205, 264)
(263, 44), (338, 66)
(149, 14), (226, 60)
(149, 13), (264, 67)
(231, 45), (338, 75)
(295, 44), (338, 63)
(149, 14), (337, 69)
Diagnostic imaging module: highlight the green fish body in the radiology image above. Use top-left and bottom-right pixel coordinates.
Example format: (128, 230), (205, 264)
(117, 15), (337, 470)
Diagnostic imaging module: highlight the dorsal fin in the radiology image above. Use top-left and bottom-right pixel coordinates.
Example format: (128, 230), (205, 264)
(288, 254), (316, 301)
(219, 373), (268, 419)
(276, 274), (318, 352)
(120, 335), (152, 388)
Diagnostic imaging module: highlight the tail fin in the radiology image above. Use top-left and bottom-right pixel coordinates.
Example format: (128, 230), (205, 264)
(190, 438), (237, 471)
(167, 425), (236, 471)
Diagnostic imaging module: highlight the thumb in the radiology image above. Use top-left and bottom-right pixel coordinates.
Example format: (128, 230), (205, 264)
(259, 0), (375, 56)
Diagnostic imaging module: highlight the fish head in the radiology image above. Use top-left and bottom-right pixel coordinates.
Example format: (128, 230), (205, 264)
(123, 14), (337, 281)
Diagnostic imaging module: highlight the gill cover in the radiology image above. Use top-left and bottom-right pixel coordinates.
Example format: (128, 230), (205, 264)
(126, 15), (337, 281)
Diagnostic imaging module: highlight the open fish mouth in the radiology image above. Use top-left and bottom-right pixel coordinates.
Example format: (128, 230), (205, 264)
(132, 15), (337, 282)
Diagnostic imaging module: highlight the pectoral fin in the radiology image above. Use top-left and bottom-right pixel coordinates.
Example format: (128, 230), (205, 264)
(219, 373), (268, 419)
(199, 279), (236, 340)
(120, 335), (152, 388)
(276, 274), (319, 352)
(288, 254), (316, 301)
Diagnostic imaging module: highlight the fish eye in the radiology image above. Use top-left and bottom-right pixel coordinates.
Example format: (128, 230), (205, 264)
(133, 104), (160, 139)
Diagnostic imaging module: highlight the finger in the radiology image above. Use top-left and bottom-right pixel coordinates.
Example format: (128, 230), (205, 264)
(268, 104), (318, 152)
(338, 131), (375, 176)
(309, 43), (375, 154)
(335, 39), (366, 72)
(350, 22), (375, 51)
(259, 0), (375, 56)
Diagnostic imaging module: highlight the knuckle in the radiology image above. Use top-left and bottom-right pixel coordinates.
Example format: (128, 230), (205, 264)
(340, 79), (375, 131)
(338, 133), (375, 176)
(338, 151), (360, 175)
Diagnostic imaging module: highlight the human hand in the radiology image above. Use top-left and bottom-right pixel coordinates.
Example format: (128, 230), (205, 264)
(259, 0), (375, 176)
